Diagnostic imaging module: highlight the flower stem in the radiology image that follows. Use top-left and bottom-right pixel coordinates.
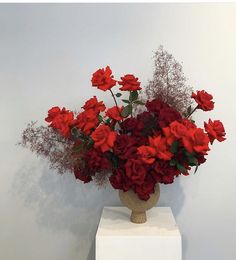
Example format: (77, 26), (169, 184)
(109, 89), (123, 124)
(187, 106), (198, 118)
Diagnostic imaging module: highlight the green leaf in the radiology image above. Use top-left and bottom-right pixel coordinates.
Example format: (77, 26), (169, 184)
(122, 99), (130, 104)
(133, 100), (145, 105)
(177, 163), (187, 173)
(170, 140), (178, 154)
(170, 159), (177, 166)
(121, 105), (132, 117)
(187, 105), (192, 115)
(188, 156), (198, 166)
(129, 90), (138, 102)
(194, 164), (199, 174)
(98, 115), (104, 123)
(115, 93), (122, 97)
(72, 143), (85, 152)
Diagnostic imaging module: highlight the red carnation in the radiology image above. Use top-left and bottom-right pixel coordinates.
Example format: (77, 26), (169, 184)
(82, 96), (105, 113)
(125, 159), (147, 185)
(91, 124), (117, 152)
(191, 90), (214, 111)
(91, 66), (116, 91)
(106, 106), (124, 121)
(204, 119), (226, 144)
(118, 74), (141, 91)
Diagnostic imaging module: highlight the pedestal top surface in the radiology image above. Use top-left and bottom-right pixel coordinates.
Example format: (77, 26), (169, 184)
(96, 207), (180, 237)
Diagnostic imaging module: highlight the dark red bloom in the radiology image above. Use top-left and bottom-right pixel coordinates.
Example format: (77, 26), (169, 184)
(113, 134), (137, 159)
(204, 119), (226, 144)
(109, 168), (132, 192)
(91, 66), (116, 91)
(158, 107), (182, 128)
(74, 168), (92, 183)
(151, 161), (180, 184)
(146, 98), (168, 114)
(125, 159), (147, 185)
(134, 175), (156, 200)
(191, 90), (214, 111)
(86, 148), (110, 172)
(118, 74), (141, 91)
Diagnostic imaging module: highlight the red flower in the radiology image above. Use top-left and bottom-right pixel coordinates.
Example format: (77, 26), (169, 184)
(82, 96), (105, 113)
(204, 119), (226, 144)
(182, 128), (210, 154)
(169, 121), (187, 138)
(191, 90), (214, 111)
(162, 127), (175, 146)
(158, 107), (182, 128)
(137, 146), (157, 164)
(113, 134), (137, 159)
(106, 106), (124, 121)
(134, 175), (156, 200)
(151, 161), (180, 184)
(91, 124), (117, 152)
(181, 118), (197, 129)
(45, 107), (74, 138)
(125, 159), (147, 185)
(118, 74), (141, 91)
(146, 98), (167, 114)
(74, 168), (92, 183)
(109, 168), (132, 192)
(75, 110), (99, 135)
(86, 148), (110, 172)
(91, 66), (116, 91)
(149, 135), (173, 161)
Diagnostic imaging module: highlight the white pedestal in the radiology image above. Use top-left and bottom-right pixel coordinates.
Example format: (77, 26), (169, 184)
(96, 207), (181, 260)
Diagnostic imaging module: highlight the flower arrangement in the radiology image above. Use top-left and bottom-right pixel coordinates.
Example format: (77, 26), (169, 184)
(21, 47), (226, 201)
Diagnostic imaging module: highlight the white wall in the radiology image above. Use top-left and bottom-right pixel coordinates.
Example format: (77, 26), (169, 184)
(0, 4), (236, 260)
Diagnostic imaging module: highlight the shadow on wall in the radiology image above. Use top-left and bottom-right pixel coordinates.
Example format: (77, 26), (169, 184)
(12, 156), (185, 260)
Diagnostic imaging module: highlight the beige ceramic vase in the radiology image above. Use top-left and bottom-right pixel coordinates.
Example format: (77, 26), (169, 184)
(119, 183), (160, 224)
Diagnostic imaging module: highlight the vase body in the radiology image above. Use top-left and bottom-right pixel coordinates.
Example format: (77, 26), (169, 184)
(119, 183), (160, 224)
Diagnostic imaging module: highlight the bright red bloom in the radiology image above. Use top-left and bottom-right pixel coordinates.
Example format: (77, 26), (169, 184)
(75, 110), (99, 135)
(149, 135), (173, 160)
(45, 107), (74, 138)
(162, 127), (175, 146)
(125, 159), (147, 185)
(182, 128), (210, 154)
(191, 90), (214, 111)
(91, 66), (116, 91)
(118, 74), (141, 91)
(106, 106), (124, 121)
(204, 119), (226, 144)
(169, 121), (187, 138)
(137, 146), (157, 164)
(91, 124), (117, 152)
(82, 96), (105, 113)
(181, 118), (197, 129)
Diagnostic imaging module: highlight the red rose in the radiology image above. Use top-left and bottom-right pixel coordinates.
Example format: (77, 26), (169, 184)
(118, 74), (141, 91)
(91, 124), (117, 152)
(91, 66), (116, 91)
(113, 134), (137, 159)
(75, 110), (99, 135)
(158, 107), (182, 128)
(74, 168), (92, 183)
(134, 175), (156, 200)
(137, 146), (157, 164)
(109, 168), (132, 192)
(45, 107), (74, 138)
(125, 159), (147, 185)
(204, 119), (226, 144)
(182, 128), (210, 154)
(169, 121), (187, 139)
(86, 148), (110, 172)
(82, 96), (105, 113)
(191, 90), (214, 111)
(146, 98), (168, 114)
(162, 127), (175, 146)
(106, 106), (124, 121)
(149, 135), (173, 161)
(181, 118), (197, 129)
(151, 161), (179, 184)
